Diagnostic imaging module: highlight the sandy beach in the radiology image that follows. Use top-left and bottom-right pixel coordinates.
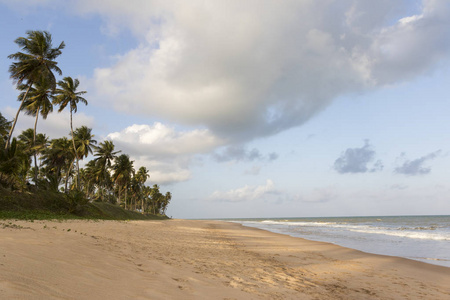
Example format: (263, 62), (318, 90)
(0, 219), (449, 299)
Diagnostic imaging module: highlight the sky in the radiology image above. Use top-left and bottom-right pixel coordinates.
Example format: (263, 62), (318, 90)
(1, 0), (450, 219)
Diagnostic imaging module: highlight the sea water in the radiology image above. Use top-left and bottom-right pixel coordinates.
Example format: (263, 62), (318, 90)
(225, 215), (450, 268)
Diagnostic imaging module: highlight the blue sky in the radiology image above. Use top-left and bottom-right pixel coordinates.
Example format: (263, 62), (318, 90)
(1, 0), (450, 218)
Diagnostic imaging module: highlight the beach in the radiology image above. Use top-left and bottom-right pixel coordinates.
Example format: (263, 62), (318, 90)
(1, 219), (449, 299)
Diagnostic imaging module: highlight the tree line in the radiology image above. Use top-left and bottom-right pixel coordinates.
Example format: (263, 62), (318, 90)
(0, 30), (171, 216)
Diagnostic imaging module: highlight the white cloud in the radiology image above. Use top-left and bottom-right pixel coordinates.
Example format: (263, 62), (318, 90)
(107, 123), (224, 158)
(209, 179), (278, 202)
(106, 122), (224, 185)
(75, 0), (450, 143)
(131, 157), (192, 185)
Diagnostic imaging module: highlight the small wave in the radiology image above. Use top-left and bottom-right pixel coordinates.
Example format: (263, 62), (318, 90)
(349, 228), (450, 241)
(410, 257), (450, 262)
(260, 220), (342, 227)
(398, 226), (438, 231)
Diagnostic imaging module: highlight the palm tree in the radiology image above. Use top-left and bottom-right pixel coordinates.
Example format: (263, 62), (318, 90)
(0, 112), (11, 140)
(19, 77), (54, 183)
(94, 140), (120, 201)
(6, 30), (64, 150)
(0, 138), (28, 190)
(53, 77), (88, 189)
(130, 176), (140, 211)
(74, 126), (96, 157)
(72, 126), (96, 188)
(112, 154), (134, 209)
(81, 160), (99, 199)
(150, 184), (163, 214)
(162, 191), (172, 215)
(135, 166), (149, 212)
(41, 137), (73, 189)
(17, 129), (36, 182)
(141, 185), (152, 213)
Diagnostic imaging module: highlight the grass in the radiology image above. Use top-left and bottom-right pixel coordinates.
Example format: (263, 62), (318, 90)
(0, 186), (169, 221)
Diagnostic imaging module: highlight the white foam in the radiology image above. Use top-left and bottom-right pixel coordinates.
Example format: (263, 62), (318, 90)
(348, 228), (450, 241)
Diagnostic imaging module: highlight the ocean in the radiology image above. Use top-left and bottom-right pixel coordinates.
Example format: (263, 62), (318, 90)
(225, 215), (450, 268)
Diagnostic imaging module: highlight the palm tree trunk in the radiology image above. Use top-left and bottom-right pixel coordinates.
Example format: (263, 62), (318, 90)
(118, 185), (122, 207)
(65, 158), (75, 193)
(125, 187), (128, 210)
(70, 110), (80, 189)
(33, 111), (39, 184)
(5, 82), (33, 150)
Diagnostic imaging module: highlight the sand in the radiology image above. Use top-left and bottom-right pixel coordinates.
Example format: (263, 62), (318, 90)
(0, 219), (449, 299)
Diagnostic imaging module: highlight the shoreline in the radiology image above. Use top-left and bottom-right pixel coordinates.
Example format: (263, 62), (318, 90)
(1, 219), (449, 299)
(232, 220), (450, 268)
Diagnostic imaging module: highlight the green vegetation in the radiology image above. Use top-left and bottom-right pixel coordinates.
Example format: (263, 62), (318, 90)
(1, 30), (172, 220)
(0, 186), (168, 221)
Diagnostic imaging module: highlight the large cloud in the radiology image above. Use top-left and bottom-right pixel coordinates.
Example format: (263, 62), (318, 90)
(75, 0), (450, 142)
(106, 123), (224, 184)
(107, 123), (223, 158)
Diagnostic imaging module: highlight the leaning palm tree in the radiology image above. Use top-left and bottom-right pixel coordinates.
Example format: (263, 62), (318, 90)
(112, 154), (134, 209)
(53, 77), (88, 189)
(19, 77), (54, 183)
(6, 30), (64, 150)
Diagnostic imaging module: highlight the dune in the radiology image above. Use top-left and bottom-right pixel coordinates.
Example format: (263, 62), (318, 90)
(0, 219), (449, 299)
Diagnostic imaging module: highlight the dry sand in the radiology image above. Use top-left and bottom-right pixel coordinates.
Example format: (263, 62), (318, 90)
(0, 219), (449, 299)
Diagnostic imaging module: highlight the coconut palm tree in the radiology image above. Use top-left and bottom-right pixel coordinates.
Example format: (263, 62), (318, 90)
(94, 140), (120, 201)
(81, 160), (99, 199)
(0, 138), (28, 189)
(53, 77), (88, 188)
(129, 176), (140, 211)
(141, 185), (152, 213)
(71, 126), (96, 189)
(41, 137), (73, 189)
(112, 154), (134, 209)
(19, 77), (54, 183)
(17, 128), (36, 182)
(150, 184), (163, 214)
(0, 112), (11, 140)
(162, 191), (172, 215)
(73, 126), (96, 159)
(6, 30), (64, 150)
(135, 166), (149, 212)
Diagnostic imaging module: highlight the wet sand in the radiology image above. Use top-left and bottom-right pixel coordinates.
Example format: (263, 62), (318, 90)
(0, 219), (449, 299)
